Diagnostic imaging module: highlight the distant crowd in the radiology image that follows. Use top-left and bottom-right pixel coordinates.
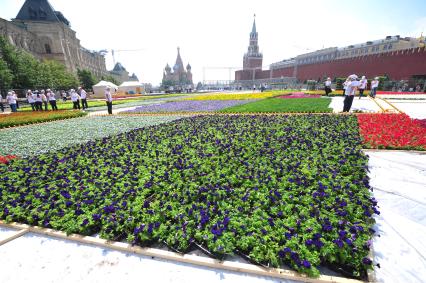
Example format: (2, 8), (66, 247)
(0, 87), (90, 113)
(324, 75), (380, 112)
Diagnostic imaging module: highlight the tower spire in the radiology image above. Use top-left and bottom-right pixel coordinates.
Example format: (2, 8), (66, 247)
(252, 14), (257, 33)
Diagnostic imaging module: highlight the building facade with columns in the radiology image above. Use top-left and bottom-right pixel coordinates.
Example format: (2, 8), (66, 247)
(0, 0), (108, 78)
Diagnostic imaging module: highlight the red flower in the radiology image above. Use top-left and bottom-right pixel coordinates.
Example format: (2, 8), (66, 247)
(357, 114), (426, 150)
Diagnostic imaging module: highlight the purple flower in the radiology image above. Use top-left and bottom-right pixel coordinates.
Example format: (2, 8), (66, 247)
(302, 260), (311, 268)
(362, 257), (372, 265)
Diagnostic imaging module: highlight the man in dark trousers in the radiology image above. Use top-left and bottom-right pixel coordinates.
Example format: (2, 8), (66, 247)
(343, 74), (360, 112)
(105, 86), (113, 115)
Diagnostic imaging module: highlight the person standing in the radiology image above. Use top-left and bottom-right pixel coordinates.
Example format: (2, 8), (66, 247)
(41, 90), (48, 111)
(358, 76), (367, 99)
(34, 91), (43, 111)
(370, 77), (379, 98)
(27, 90), (36, 111)
(70, 89), (81, 110)
(47, 89), (58, 110)
(324, 77), (332, 96)
(343, 74), (360, 112)
(0, 94), (4, 112)
(79, 87), (88, 110)
(105, 86), (113, 115)
(61, 91), (67, 102)
(6, 91), (17, 112)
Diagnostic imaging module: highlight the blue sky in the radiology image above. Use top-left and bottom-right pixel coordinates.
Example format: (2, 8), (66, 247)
(1, 0), (425, 85)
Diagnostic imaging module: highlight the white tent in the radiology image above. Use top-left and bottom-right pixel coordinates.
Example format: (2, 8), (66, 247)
(92, 81), (118, 98)
(118, 81), (144, 95)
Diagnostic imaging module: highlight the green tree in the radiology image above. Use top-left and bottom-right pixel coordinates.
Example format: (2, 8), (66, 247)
(77, 69), (96, 91)
(101, 74), (119, 86)
(0, 58), (14, 91)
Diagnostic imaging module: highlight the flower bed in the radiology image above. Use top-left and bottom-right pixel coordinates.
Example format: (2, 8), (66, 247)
(357, 114), (426, 150)
(121, 100), (257, 113)
(377, 91), (425, 95)
(220, 98), (332, 113)
(0, 116), (184, 157)
(182, 91), (285, 101)
(277, 93), (321, 99)
(0, 115), (377, 278)
(0, 155), (17, 165)
(0, 111), (87, 129)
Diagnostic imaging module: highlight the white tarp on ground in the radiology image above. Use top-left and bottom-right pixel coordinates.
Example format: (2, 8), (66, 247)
(118, 81), (144, 95)
(329, 97), (426, 119)
(92, 81), (118, 97)
(367, 151), (426, 283)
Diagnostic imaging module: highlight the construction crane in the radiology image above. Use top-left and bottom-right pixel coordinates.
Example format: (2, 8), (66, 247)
(100, 49), (145, 65)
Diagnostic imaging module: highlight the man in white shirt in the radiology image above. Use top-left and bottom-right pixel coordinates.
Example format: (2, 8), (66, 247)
(34, 90), (43, 111)
(40, 90), (48, 111)
(46, 89), (58, 110)
(78, 87), (88, 110)
(343, 74), (360, 112)
(358, 76), (367, 99)
(6, 91), (17, 112)
(105, 86), (113, 115)
(70, 89), (81, 110)
(324, 77), (332, 96)
(27, 90), (36, 111)
(370, 77), (379, 98)
(0, 93), (4, 112)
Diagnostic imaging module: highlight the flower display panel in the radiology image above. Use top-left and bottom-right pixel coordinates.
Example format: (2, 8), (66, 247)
(0, 115), (377, 278)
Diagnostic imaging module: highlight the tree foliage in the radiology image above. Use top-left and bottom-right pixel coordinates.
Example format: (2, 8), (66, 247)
(0, 36), (78, 91)
(77, 69), (96, 91)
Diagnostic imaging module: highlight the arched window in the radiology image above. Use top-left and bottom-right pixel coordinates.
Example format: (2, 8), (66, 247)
(45, 44), (52, 54)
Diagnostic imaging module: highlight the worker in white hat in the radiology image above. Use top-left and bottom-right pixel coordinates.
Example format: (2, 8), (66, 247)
(343, 75), (361, 112)
(358, 76), (367, 99)
(105, 86), (113, 115)
(324, 77), (332, 96)
(370, 77), (379, 98)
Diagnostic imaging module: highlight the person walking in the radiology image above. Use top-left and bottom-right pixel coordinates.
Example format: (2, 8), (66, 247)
(79, 87), (88, 110)
(6, 91), (17, 112)
(47, 89), (58, 110)
(70, 89), (81, 110)
(324, 77), (332, 96)
(105, 86), (113, 115)
(27, 90), (36, 111)
(41, 90), (48, 111)
(0, 94), (4, 112)
(370, 77), (379, 98)
(343, 74), (360, 112)
(358, 76), (367, 99)
(34, 91), (43, 111)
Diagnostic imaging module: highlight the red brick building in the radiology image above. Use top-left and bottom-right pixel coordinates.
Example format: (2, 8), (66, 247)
(235, 18), (426, 83)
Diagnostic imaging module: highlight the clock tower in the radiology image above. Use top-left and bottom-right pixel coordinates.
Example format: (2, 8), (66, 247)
(243, 15), (263, 70)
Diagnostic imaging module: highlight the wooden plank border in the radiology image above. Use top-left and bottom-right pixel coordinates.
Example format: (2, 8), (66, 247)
(0, 228), (29, 246)
(0, 221), (370, 283)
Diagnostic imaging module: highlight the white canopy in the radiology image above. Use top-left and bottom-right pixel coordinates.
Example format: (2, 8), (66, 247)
(118, 81), (144, 94)
(92, 80), (118, 97)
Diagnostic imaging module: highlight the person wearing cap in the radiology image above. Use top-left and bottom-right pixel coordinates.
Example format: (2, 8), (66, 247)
(358, 76), (367, 99)
(370, 77), (379, 98)
(343, 74), (360, 112)
(70, 89), (81, 110)
(6, 91), (17, 112)
(47, 89), (58, 110)
(40, 90), (48, 111)
(26, 90), (36, 111)
(0, 94), (4, 112)
(79, 87), (89, 110)
(34, 90), (43, 111)
(324, 77), (332, 96)
(105, 86), (113, 115)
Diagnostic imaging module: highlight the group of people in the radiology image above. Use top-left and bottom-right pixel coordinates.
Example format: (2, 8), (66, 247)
(26, 89), (58, 111)
(324, 75), (380, 112)
(67, 87), (89, 110)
